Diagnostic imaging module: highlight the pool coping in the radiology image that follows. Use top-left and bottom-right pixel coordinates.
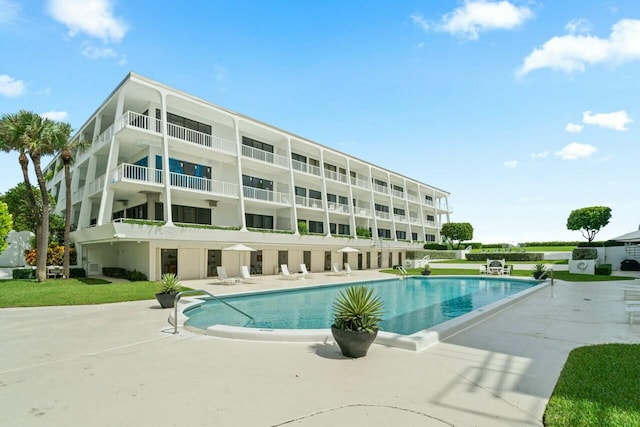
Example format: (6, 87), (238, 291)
(171, 276), (550, 352)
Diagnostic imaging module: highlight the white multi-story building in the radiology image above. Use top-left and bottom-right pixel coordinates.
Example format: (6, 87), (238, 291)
(44, 73), (451, 280)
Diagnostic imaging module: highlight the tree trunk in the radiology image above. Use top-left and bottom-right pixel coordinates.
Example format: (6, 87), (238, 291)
(18, 152), (41, 276)
(31, 154), (49, 282)
(63, 151), (72, 279)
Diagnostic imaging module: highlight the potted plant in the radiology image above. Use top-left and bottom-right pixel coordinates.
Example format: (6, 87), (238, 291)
(421, 264), (431, 276)
(156, 273), (181, 308)
(331, 286), (384, 358)
(532, 263), (548, 280)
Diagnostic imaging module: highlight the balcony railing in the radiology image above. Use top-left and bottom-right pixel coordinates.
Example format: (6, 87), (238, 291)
(241, 145), (289, 168)
(323, 169), (348, 184)
(375, 210), (390, 220)
(72, 187), (84, 203)
(409, 216), (421, 224)
(391, 189), (404, 199)
(350, 176), (370, 190)
(394, 214), (406, 223)
(124, 111), (161, 134)
(112, 163), (237, 197)
(295, 195), (323, 209)
(87, 174), (106, 196)
(424, 199), (434, 207)
(354, 207), (371, 217)
(291, 159), (322, 177)
(426, 220), (436, 227)
(373, 183), (388, 194)
(243, 186), (291, 204)
(407, 192), (419, 203)
(327, 202), (350, 214)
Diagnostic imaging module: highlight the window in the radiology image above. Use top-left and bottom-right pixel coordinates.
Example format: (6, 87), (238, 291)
(392, 184), (404, 193)
(323, 163), (337, 172)
(295, 186), (306, 197)
(309, 220), (324, 234)
(246, 213), (274, 229)
(112, 203), (148, 220)
(426, 215), (435, 221)
(375, 204), (389, 213)
(166, 112), (212, 135)
(154, 203), (211, 225)
(329, 223), (336, 234)
(309, 158), (320, 167)
(308, 189), (322, 200)
(425, 233), (436, 242)
(373, 178), (387, 187)
(425, 195), (433, 202)
(338, 195), (348, 205)
(242, 136), (274, 153)
(327, 193), (337, 203)
(339, 224), (350, 235)
(411, 232), (418, 241)
(396, 230), (406, 240)
(377, 228), (391, 239)
(243, 175), (273, 191)
(393, 208), (405, 216)
(154, 156), (211, 178)
(291, 152), (307, 163)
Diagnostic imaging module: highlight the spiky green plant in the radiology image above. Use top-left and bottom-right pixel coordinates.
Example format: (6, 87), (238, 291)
(159, 273), (181, 294)
(332, 286), (384, 333)
(532, 263), (548, 279)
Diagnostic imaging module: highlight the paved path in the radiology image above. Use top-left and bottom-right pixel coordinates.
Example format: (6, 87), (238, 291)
(1, 274), (639, 426)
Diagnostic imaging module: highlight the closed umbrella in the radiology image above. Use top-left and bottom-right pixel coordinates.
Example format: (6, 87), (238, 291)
(223, 244), (257, 273)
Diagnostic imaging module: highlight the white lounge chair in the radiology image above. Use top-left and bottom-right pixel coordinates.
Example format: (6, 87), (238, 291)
(300, 264), (315, 278)
(328, 262), (349, 276)
(344, 263), (354, 275)
(487, 259), (505, 275)
(239, 266), (257, 283)
(478, 265), (487, 275)
(502, 265), (512, 276)
(280, 264), (303, 280)
(216, 266), (239, 285)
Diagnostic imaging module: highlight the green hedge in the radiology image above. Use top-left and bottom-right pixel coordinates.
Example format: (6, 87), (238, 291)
(572, 248), (598, 260)
(595, 264), (612, 276)
(12, 268), (35, 279)
(465, 252), (544, 262)
(126, 270), (147, 281)
(103, 267), (127, 278)
(578, 240), (625, 247)
(69, 267), (86, 278)
(408, 250), (457, 260)
(423, 243), (448, 250)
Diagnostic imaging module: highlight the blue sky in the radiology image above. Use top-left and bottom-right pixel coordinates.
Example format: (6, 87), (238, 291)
(1, 0), (638, 243)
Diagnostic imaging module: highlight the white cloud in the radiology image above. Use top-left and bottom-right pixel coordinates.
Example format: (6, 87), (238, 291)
(41, 111), (68, 121)
(554, 142), (598, 160)
(117, 54), (127, 66)
(0, 0), (20, 25)
(0, 74), (25, 97)
(565, 18), (592, 35)
(565, 122), (584, 133)
(504, 160), (518, 168)
(47, 0), (127, 42)
(582, 110), (632, 131)
(413, 1), (533, 40)
(81, 43), (117, 59)
(530, 151), (549, 159)
(518, 19), (640, 75)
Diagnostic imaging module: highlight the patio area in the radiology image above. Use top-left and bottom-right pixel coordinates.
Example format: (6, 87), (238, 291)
(1, 274), (639, 426)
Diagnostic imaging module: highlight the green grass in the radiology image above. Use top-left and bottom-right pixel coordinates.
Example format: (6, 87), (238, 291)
(0, 278), (187, 308)
(471, 246), (576, 253)
(544, 344), (640, 426)
(436, 259), (569, 265)
(380, 269), (634, 281)
(551, 271), (633, 282)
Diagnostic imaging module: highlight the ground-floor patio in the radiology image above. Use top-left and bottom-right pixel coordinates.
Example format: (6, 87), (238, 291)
(1, 273), (639, 426)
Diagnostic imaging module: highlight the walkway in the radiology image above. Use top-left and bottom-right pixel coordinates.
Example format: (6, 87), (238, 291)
(1, 274), (639, 426)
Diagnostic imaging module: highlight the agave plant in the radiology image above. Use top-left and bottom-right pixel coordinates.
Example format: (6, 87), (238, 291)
(532, 263), (548, 280)
(159, 273), (181, 294)
(332, 286), (384, 333)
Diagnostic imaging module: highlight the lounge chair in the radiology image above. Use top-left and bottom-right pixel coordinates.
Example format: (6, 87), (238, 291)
(344, 263), (355, 275)
(502, 265), (512, 276)
(216, 266), (239, 285)
(300, 264), (315, 278)
(487, 259), (505, 275)
(239, 266), (257, 284)
(280, 264), (303, 280)
(478, 265), (487, 275)
(328, 262), (349, 276)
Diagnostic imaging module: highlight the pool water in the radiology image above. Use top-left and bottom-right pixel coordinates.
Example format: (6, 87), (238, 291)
(184, 276), (538, 335)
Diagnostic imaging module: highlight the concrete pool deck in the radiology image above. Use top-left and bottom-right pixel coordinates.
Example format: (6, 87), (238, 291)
(1, 272), (639, 426)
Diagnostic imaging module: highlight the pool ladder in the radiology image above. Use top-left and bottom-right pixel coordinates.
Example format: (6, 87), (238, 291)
(172, 289), (256, 334)
(395, 265), (408, 279)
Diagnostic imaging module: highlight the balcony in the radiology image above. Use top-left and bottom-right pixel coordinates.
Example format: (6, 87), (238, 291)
(167, 122), (236, 154)
(323, 169), (348, 184)
(242, 145), (289, 168)
(87, 174), (106, 197)
(295, 196), (323, 209)
(350, 176), (370, 190)
(394, 214), (406, 223)
(354, 207), (371, 217)
(327, 202), (350, 214)
(72, 187), (84, 203)
(426, 220), (436, 227)
(375, 210), (391, 220)
(409, 216), (421, 225)
(243, 186), (291, 204)
(407, 192), (419, 203)
(391, 189), (404, 199)
(111, 163), (238, 197)
(373, 183), (388, 194)
(291, 159), (321, 177)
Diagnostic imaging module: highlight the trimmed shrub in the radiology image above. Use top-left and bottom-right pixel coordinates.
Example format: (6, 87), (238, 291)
(423, 243), (448, 250)
(421, 250), (457, 260)
(126, 270), (147, 282)
(572, 248), (598, 260)
(12, 268), (35, 279)
(595, 264), (612, 276)
(466, 242), (483, 249)
(103, 267), (127, 278)
(465, 252), (544, 262)
(24, 244), (77, 266)
(69, 267), (86, 278)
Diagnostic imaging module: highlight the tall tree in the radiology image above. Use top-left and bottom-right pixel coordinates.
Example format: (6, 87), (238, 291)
(567, 206), (612, 242)
(440, 222), (474, 249)
(0, 201), (12, 253)
(0, 111), (68, 281)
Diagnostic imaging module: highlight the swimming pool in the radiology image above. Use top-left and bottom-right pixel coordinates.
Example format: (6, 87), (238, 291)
(182, 276), (542, 350)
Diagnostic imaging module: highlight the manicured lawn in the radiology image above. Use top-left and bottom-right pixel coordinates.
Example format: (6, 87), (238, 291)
(0, 278), (186, 308)
(552, 271), (633, 282)
(381, 269), (634, 281)
(471, 246), (576, 253)
(544, 344), (640, 426)
(437, 259), (569, 265)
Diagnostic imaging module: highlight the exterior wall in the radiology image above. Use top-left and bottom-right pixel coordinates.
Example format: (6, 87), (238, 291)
(43, 72), (452, 281)
(0, 231), (33, 267)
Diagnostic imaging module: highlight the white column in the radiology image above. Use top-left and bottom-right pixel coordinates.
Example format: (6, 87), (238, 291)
(285, 137), (299, 234)
(368, 166), (378, 240)
(345, 160), (357, 238)
(77, 114), (102, 229)
(233, 118), (247, 230)
(318, 149), (331, 236)
(160, 91), (174, 226)
(97, 95), (124, 225)
(387, 172), (397, 241)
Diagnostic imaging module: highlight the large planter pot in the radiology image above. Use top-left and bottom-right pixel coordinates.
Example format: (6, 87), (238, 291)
(331, 326), (378, 358)
(421, 271), (431, 276)
(155, 292), (177, 308)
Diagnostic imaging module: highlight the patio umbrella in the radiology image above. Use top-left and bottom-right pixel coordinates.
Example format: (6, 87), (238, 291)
(611, 229), (640, 243)
(337, 246), (360, 253)
(223, 244), (257, 273)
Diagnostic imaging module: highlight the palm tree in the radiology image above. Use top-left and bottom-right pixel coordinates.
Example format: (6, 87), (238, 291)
(58, 132), (86, 279)
(0, 111), (68, 281)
